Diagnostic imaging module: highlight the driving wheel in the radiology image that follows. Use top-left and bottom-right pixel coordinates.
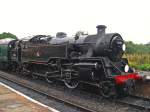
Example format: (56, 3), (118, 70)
(64, 69), (79, 89)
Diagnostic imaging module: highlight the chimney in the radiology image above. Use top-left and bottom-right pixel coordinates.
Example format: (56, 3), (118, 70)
(96, 25), (107, 36)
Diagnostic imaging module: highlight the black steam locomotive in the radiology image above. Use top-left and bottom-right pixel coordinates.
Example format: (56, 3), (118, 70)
(0, 25), (142, 97)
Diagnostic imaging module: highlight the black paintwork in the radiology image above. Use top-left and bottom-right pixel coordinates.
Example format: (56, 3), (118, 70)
(0, 25), (134, 97)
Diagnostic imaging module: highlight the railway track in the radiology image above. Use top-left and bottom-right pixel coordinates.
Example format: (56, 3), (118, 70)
(0, 70), (150, 111)
(0, 71), (96, 112)
(116, 95), (150, 110)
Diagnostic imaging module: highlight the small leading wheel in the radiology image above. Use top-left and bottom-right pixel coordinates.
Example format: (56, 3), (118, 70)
(64, 78), (79, 89)
(45, 72), (55, 83)
(64, 69), (79, 89)
(123, 79), (135, 95)
(100, 81), (116, 98)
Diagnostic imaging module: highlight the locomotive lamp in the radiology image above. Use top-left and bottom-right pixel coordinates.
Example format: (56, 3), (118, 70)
(122, 44), (126, 51)
(124, 64), (129, 72)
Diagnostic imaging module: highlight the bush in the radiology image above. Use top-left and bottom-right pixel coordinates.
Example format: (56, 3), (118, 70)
(124, 54), (150, 71)
(0, 32), (17, 40)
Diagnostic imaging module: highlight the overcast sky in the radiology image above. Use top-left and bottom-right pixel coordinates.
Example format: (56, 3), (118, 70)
(0, 0), (149, 44)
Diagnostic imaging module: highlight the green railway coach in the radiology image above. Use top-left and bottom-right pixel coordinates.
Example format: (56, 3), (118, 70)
(0, 38), (17, 69)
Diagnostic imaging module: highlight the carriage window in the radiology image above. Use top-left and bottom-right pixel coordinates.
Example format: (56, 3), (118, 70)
(0, 47), (2, 56)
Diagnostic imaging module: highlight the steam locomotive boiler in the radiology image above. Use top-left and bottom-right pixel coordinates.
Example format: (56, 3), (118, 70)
(3, 25), (142, 97)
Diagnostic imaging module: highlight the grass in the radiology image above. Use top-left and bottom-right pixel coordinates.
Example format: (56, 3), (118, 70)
(124, 53), (150, 71)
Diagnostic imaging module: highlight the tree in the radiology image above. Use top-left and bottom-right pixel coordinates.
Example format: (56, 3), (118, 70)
(146, 42), (150, 45)
(0, 32), (18, 40)
(125, 41), (150, 54)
